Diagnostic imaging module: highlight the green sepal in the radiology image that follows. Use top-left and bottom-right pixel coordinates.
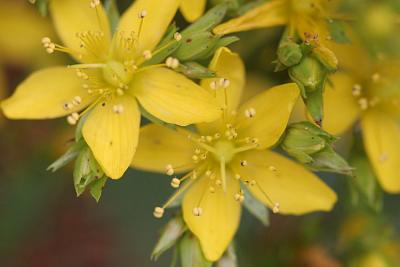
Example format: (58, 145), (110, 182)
(104, 0), (120, 35)
(242, 184), (269, 226)
(139, 104), (178, 131)
(182, 3), (228, 37)
(177, 62), (216, 79)
(73, 146), (106, 201)
(47, 139), (85, 172)
(198, 36), (240, 60)
(310, 146), (354, 176)
(179, 233), (212, 267)
(173, 31), (220, 62)
(90, 176), (107, 202)
(142, 40), (181, 66)
(151, 216), (187, 261)
(158, 23), (179, 48)
(327, 19), (351, 44)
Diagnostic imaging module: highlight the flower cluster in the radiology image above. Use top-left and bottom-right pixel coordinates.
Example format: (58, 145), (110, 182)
(1, 0), (400, 266)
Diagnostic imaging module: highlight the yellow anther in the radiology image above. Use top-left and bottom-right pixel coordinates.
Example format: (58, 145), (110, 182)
(192, 155), (199, 161)
(73, 96), (82, 105)
(234, 193), (244, 202)
(71, 112), (79, 121)
(372, 73), (381, 83)
(166, 57), (180, 69)
(90, 0), (100, 8)
(244, 108), (256, 118)
(193, 207), (203, 216)
(138, 9), (148, 18)
(215, 179), (222, 186)
(352, 84), (362, 96)
(165, 164), (174, 176)
(170, 177), (181, 188)
(67, 115), (77, 125)
(269, 166), (277, 172)
(210, 80), (218, 90)
(41, 37), (51, 44)
(209, 186), (216, 193)
(250, 180), (257, 186)
(235, 174), (241, 180)
(143, 50), (152, 60)
(153, 207), (164, 218)
(113, 104), (124, 114)
(272, 203), (280, 214)
(240, 160), (248, 167)
(174, 32), (182, 41)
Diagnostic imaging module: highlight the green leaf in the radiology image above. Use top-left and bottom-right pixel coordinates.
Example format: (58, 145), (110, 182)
(182, 3), (228, 36)
(47, 139), (85, 172)
(327, 19), (351, 44)
(151, 216), (187, 261)
(90, 176), (107, 202)
(104, 0), (120, 35)
(242, 185), (269, 226)
(179, 233), (212, 267)
(217, 244), (238, 267)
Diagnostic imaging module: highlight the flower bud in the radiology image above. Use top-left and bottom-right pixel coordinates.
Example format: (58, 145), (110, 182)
(277, 41), (303, 67)
(281, 122), (353, 175)
(173, 31), (220, 61)
(289, 56), (329, 124)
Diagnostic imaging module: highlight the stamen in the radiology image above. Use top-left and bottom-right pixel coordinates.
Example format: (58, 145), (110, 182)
(192, 207), (203, 216)
(137, 10), (147, 41)
(240, 160), (248, 167)
(165, 164), (174, 176)
(371, 73), (381, 83)
(153, 207), (164, 218)
(166, 57), (180, 69)
(143, 50), (152, 60)
(272, 203), (280, 214)
(234, 191), (245, 202)
(174, 32), (182, 41)
(72, 96), (82, 105)
(90, 0), (100, 8)
(170, 177), (181, 188)
(244, 108), (256, 118)
(352, 84), (362, 96)
(112, 104), (124, 114)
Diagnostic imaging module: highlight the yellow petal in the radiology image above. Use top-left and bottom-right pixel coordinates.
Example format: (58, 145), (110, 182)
(180, 0), (206, 22)
(49, 0), (111, 62)
(83, 96), (140, 179)
(1, 67), (93, 119)
(0, 1), (57, 66)
(183, 176), (241, 261)
(132, 124), (195, 173)
(197, 47), (245, 134)
(202, 47), (245, 114)
(117, 0), (179, 56)
(131, 67), (221, 126)
(361, 110), (400, 193)
(323, 73), (361, 135)
(237, 83), (300, 149)
(213, 1), (287, 35)
(237, 150), (337, 215)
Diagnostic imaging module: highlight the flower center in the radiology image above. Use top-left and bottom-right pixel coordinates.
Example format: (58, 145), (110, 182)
(213, 140), (236, 163)
(102, 60), (133, 87)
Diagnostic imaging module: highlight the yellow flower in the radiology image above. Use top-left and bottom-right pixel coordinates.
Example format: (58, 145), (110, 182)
(1, 0), (221, 179)
(180, 0), (206, 22)
(322, 42), (400, 192)
(214, 0), (340, 67)
(132, 47), (337, 261)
